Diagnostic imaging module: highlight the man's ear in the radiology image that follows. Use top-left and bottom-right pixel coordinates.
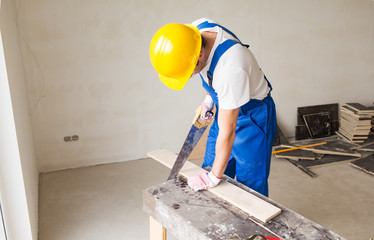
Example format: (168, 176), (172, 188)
(199, 48), (205, 59)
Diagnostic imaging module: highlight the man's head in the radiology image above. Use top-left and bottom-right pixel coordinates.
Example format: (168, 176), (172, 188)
(192, 35), (208, 75)
(149, 23), (202, 90)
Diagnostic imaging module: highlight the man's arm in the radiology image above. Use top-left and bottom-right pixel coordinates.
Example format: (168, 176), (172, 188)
(187, 107), (239, 191)
(211, 107), (239, 178)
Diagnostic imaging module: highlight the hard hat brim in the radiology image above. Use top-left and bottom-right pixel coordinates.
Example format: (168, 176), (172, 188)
(159, 73), (190, 91)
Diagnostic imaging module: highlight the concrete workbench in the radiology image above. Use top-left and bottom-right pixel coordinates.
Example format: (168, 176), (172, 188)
(143, 174), (344, 240)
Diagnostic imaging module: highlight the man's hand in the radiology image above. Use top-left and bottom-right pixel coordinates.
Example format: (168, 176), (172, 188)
(197, 94), (214, 121)
(187, 171), (221, 191)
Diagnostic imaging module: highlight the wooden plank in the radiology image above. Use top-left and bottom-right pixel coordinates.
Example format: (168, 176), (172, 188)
(345, 103), (374, 114)
(297, 154), (359, 168)
(272, 142), (326, 155)
(297, 103), (339, 125)
(149, 216), (166, 240)
(274, 147), (316, 160)
(352, 136), (374, 151)
(295, 124), (311, 140)
(337, 130), (366, 143)
(350, 154), (374, 176)
(295, 121), (338, 140)
(296, 104), (339, 140)
(303, 112), (332, 138)
(284, 136), (361, 157)
(147, 149), (281, 223)
(286, 159), (318, 178)
(273, 124), (289, 146)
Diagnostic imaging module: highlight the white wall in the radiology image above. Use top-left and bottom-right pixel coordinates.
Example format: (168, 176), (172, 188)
(0, 58), (33, 240)
(15, 0), (374, 171)
(0, 0), (39, 239)
(0, 30), (34, 240)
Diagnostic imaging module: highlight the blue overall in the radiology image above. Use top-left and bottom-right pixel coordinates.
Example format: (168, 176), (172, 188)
(197, 21), (277, 196)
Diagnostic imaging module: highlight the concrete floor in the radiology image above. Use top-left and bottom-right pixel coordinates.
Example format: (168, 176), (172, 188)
(38, 155), (374, 240)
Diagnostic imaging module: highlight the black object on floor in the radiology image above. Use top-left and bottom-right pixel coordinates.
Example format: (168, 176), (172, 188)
(296, 103), (339, 140)
(276, 136), (361, 178)
(303, 112), (332, 139)
(350, 154), (374, 176)
(273, 124), (289, 146)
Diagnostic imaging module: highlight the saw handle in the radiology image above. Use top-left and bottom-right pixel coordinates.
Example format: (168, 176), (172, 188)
(192, 106), (203, 124)
(192, 106), (214, 129)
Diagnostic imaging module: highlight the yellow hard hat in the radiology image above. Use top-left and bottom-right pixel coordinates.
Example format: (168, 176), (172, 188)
(149, 23), (202, 90)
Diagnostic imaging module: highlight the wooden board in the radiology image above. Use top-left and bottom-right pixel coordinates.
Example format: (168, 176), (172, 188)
(345, 103), (374, 114)
(280, 154), (359, 178)
(297, 154), (359, 168)
(353, 136), (374, 151)
(339, 128), (371, 142)
(274, 146), (317, 160)
(295, 124), (311, 140)
(286, 159), (318, 178)
(147, 149), (281, 223)
(358, 142), (374, 151)
(353, 143), (374, 152)
(340, 117), (372, 130)
(284, 136), (361, 157)
(296, 103), (339, 140)
(150, 216), (166, 240)
(296, 121), (340, 140)
(303, 112), (332, 139)
(341, 109), (372, 122)
(297, 103), (339, 125)
(278, 136), (361, 177)
(350, 154), (374, 176)
(336, 131), (366, 144)
(273, 124), (289, 146)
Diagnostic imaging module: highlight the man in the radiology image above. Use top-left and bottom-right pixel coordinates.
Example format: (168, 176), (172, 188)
(149, 18), (277, 196)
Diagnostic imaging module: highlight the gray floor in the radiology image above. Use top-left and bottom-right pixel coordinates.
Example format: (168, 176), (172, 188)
(38, 155), (374, 240)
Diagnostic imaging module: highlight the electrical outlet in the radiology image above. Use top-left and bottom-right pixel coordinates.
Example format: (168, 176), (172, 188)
(64, 136), (72, 142)
(72, 135), (79, 141)
(64, 135), (79, 142)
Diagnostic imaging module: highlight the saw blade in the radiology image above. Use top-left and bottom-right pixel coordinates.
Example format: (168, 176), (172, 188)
(167, 124), (209, 180)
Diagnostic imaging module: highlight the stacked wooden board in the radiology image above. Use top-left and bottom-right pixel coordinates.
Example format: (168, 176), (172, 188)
(338, 103), (374, 143)
(370, 106), (374, 135)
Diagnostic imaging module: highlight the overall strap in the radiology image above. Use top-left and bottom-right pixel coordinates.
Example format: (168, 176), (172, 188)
(196, 21), (249, 83)
(207, 39), (239, 82)
(264, 74), (273, 92)
(197, 21), (273, 94)
(198, 39), (239, 106)
(196, 21), (249, 48)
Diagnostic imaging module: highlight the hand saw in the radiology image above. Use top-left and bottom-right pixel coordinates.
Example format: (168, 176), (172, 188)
(167, 107), (214, 180)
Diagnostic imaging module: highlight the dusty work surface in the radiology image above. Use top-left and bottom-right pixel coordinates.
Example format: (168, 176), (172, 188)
(143, 175), (344, 240)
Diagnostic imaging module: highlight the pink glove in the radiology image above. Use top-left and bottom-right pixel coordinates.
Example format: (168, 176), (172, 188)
(197, 95), (214, 121)
(187, 171), (221, 191)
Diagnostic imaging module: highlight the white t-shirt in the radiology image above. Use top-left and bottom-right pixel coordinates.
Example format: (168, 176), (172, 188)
(192, 18), (270, 109)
